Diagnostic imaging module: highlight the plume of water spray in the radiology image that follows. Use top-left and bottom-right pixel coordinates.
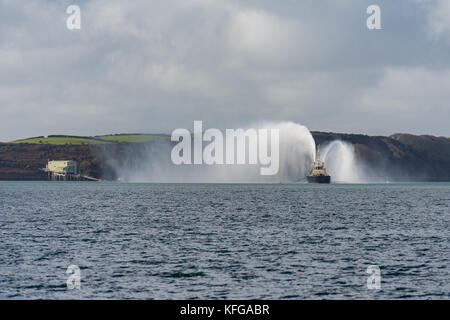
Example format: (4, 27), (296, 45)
(264, 121), (315, 182)
(321, 140), (367, 183)
(113, 121), (316, 183)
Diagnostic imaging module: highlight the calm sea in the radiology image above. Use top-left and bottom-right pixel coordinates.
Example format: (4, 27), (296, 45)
(0, 181), (448, 299)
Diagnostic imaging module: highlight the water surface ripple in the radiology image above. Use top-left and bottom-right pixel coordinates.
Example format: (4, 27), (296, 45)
(0, 182), (448, 299)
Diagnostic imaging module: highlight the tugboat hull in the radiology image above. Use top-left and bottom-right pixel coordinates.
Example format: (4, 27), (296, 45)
(307, 175), (330, 184)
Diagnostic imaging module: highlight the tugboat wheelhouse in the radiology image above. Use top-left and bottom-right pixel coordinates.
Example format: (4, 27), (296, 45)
(307, 145), (331, 184)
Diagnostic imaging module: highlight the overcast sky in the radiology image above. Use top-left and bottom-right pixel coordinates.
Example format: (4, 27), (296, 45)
(0, 0), (449, 141)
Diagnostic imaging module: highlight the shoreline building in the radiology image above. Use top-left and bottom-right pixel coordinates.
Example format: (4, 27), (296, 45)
(45, 160), (78, 181)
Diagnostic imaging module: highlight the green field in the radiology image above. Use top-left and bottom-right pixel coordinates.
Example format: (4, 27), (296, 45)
(6, 134), (170, 145)
(95, 134), (169, 143)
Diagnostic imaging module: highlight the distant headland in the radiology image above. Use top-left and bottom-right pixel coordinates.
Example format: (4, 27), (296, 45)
(0, 132), (449, 181)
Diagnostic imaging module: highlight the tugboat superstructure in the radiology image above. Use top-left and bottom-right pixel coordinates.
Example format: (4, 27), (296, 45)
(307, 145), (331, 183)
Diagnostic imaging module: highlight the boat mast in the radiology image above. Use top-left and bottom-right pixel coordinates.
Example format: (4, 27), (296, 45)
(316, 144), (321, 164)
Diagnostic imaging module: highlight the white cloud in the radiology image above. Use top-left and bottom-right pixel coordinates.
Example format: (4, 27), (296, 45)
(424, 0), (450, 38)
(226, 10), (297, 64)
(142, 63), (227, 98)
(359, 67), (450, 113)
(0, 0), (449, 140)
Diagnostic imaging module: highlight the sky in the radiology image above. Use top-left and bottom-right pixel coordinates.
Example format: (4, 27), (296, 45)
(0, 0), (449, 141)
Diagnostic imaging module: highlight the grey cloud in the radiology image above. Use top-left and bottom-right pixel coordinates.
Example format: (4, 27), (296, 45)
(0, 0), (449, 141)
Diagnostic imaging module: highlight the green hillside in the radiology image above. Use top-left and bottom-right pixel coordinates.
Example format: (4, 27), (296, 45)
(7, 134), (170, 145)
(9, 136), (110, 145)
(1, 132), (449, 181)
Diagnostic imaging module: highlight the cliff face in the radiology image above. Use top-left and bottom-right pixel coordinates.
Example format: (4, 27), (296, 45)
(312, 132), (450, 181)
(0, 143), (117, 180)
(0, 132), (449, 181)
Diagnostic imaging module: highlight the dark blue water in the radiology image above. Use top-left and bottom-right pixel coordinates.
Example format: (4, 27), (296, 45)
(0, 181), (448, 299)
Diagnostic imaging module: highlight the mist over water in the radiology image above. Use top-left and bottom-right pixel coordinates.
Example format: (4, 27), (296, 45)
(113, 122), (378, 183)
(115, 122), (314, 182)
(321, 141), (367, 183)
(321, 141), (386, 183)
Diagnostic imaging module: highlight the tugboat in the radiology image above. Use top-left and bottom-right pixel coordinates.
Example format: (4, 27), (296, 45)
(307, 144), (331, 183)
